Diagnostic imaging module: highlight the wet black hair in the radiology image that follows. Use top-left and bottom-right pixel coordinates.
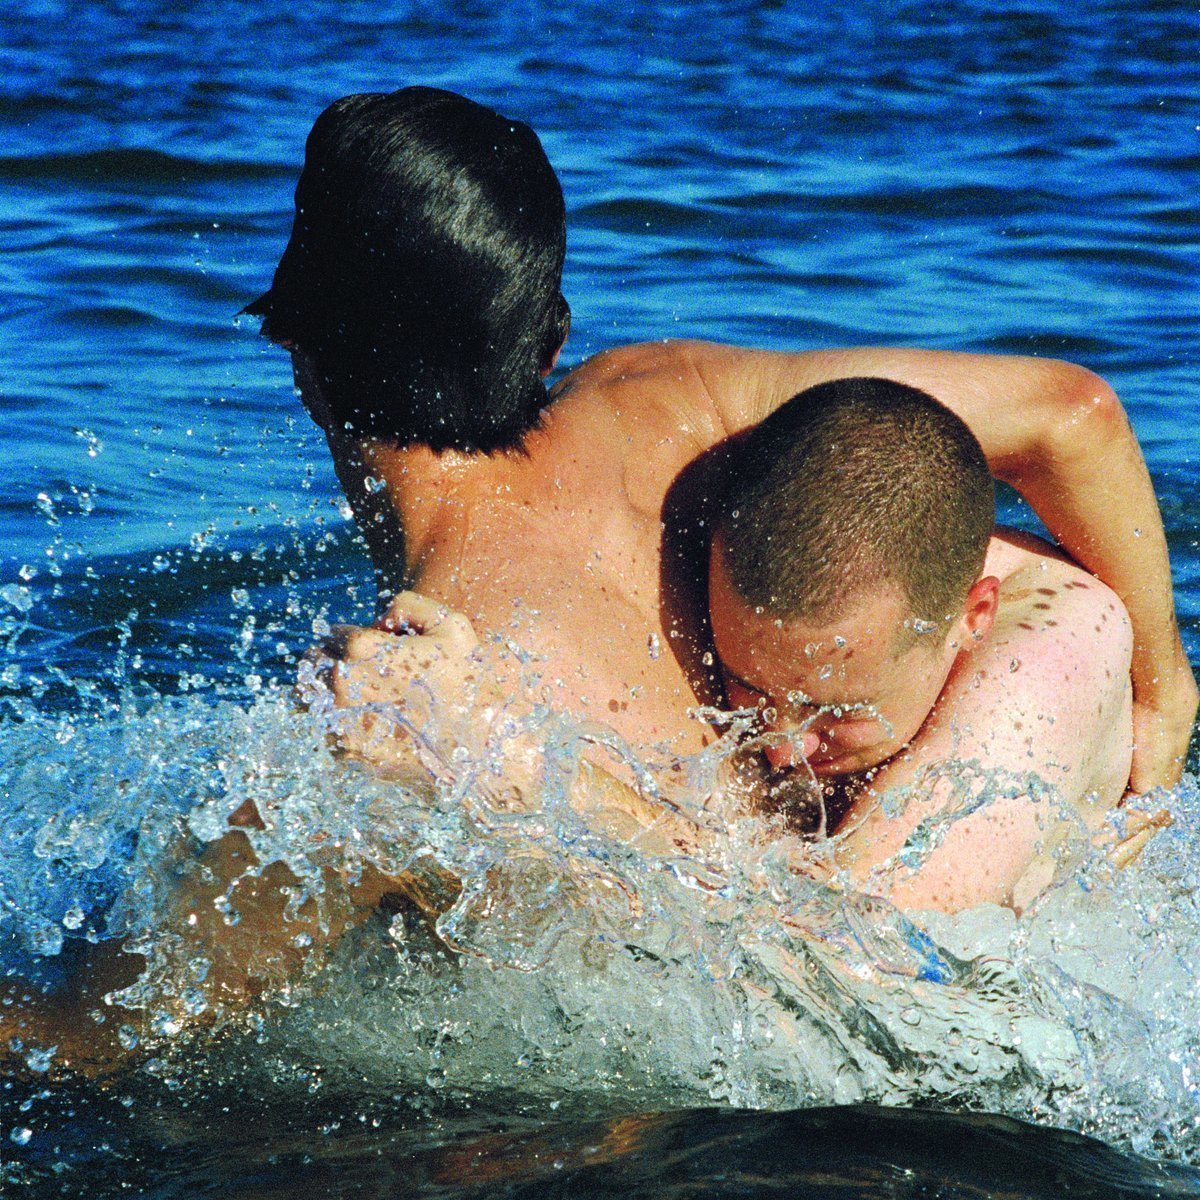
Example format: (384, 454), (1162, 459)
(246, 87), (569, 453)
(718, 377), (994, 637)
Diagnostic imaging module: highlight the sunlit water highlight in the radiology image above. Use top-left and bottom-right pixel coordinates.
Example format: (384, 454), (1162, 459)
(4, 655), (1200, 1178)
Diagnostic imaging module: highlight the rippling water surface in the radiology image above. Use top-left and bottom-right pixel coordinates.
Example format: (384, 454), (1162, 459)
(2, 1), (1199, 1195)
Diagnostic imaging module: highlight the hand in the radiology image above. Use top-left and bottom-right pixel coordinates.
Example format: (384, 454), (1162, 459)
(336, 590), (484, 705)
(1129, 660), (1199, 793)
(1100, 804), (1173, 870)
(309, 592), (493, 777)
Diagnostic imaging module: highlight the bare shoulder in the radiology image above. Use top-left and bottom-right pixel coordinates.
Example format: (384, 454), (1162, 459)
(834, 535), (1133, 911)
(939, 530), (1133, 800)
(555, 339), (732, 396)
(550, 340), (746, 463)
(989, 529), (1133, 684)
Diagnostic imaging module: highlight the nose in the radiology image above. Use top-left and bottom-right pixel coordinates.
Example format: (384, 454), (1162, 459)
(762, 725), (822, 772)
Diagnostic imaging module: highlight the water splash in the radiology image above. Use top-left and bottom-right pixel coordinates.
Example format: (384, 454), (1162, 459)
(3, 669), (1199, 1162)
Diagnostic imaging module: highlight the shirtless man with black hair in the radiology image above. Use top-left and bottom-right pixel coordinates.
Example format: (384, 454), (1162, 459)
(253, 88), (1192, 793)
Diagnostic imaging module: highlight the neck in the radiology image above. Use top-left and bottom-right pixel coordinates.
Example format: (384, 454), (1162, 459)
(336, 436), (518, 605)
(291, 349), (537, 605)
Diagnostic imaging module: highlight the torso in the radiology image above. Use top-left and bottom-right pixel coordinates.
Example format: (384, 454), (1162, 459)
(393, 342), (734, 760)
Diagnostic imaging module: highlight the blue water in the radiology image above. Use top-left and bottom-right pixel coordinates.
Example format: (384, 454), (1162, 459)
(3, 1), (1200, 1194)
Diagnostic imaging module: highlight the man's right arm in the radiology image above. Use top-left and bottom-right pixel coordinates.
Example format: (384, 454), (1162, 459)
(681, 341), (1197, 791)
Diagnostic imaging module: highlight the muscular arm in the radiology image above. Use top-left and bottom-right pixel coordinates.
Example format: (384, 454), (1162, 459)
(684, 341), (1196, 790)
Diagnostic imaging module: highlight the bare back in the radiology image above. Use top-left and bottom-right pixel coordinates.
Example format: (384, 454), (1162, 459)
(367, 342), (742, 757)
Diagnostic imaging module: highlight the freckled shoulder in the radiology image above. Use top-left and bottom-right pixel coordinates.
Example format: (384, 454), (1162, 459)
(993, 532), (1133, 668)
(977, 532), (1133, 802)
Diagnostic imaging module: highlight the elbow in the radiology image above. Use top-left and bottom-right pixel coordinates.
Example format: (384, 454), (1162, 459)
(999, 362), (1128, 488)
(1040, 363), (1128, 464)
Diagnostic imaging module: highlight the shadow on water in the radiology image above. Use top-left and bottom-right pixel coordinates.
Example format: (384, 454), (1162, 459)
(6, 1082), (1199, 1199)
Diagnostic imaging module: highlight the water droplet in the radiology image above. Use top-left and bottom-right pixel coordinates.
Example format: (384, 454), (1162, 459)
(61, 905), (85, 930)
(72, 427), (103, 456)
(181, 988), (208, 1017)
(1, 584), (33, 614)
(151, 1011), (182, 1037)
(35, 493), (58, 525)
(700, 651), (714, 667)
(24, 1046), (56, 1073)
(31, 925), (63, 957)
(10, 1126), (32, 1146)
(117, 1025), (140, 1050)
(818, 664), (833, 680)
(647, 633), (661, 660)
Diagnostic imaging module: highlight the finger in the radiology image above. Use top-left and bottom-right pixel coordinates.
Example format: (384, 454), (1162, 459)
(376, 591), (449, 635)
(1110, 825), (1158, 870)
(327, 628), (422, 707)
(435, 610), (480, 650)
(329, 624), (399, 663)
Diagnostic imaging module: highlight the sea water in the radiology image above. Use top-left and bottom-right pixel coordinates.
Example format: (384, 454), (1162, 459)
(2, 1), (1199, 1195)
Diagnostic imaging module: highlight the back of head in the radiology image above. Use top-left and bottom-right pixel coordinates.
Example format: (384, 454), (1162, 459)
(247, 87), (569, 453)
(718, 378), (994, 636)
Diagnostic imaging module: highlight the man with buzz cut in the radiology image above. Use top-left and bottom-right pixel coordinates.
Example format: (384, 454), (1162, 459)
(708, 377), (1139, 913)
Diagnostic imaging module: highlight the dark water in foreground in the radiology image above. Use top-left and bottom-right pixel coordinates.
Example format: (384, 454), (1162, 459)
(3, 0), (1200, 1195)
(9, 1089), (1200, 1198)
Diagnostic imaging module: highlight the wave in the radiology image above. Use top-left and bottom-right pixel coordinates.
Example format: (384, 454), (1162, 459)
(0, 148), (288, 187)
(3, 675), (1200, 1163)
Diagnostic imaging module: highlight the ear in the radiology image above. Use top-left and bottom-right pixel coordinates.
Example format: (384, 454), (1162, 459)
(539, 300), (571, 377)
(291, 347), (336, 433)
(959, 575), (1000, 647)
(539, 334), (566, 378)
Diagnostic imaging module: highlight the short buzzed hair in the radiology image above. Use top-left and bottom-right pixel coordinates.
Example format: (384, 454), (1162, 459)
(717, 378), (994, 640)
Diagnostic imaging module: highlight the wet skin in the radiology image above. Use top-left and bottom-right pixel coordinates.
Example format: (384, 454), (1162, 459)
(314, 341), (1194, 787)
(707, 528), (1135, 912)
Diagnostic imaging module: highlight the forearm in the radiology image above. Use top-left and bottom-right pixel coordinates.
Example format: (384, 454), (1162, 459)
(999, 373), (1196, 786)
(1001, 375), (1176, 686)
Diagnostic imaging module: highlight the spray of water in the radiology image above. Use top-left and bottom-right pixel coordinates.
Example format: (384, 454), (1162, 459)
(3, 656), (1199, 1162)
